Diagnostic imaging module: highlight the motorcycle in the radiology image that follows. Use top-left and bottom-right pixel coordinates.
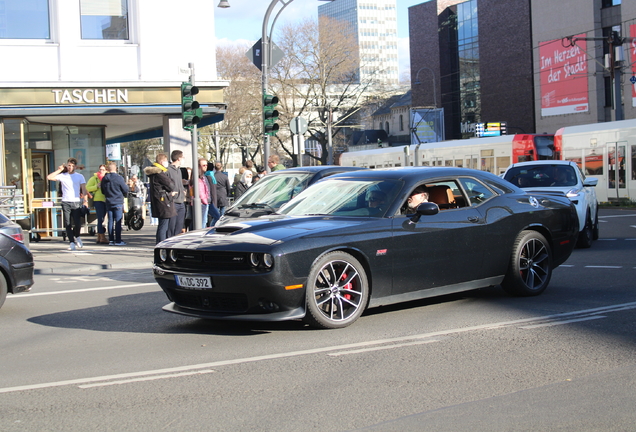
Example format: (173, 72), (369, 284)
(125, 191), (144, 231)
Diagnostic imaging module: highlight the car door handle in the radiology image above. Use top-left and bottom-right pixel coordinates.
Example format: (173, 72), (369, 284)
(467, 216), (479, 223)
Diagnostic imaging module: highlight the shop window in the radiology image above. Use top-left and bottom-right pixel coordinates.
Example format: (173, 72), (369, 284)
(80, 0), (129, 40)
(0, 0), (50, 39)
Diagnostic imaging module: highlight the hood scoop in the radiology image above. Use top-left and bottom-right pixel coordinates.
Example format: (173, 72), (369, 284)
(211, 225), (245, 234)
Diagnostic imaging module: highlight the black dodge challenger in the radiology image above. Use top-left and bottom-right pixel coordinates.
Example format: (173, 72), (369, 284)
(153, 167), (579, 329)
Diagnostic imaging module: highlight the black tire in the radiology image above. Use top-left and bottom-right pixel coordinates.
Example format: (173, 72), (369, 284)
(592, 208), (599, 241)
(577, 212), (593, 248)
(502, 230), (552, 296)
(303, 251), (369, 329)
(131, 214), (144, 231)
(0, 273), (8, 310)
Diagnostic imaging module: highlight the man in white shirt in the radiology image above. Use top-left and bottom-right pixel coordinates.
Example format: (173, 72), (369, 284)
(47, 157), (88, 251)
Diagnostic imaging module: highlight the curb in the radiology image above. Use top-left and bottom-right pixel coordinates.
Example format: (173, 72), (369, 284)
(34, 261), (154, 275)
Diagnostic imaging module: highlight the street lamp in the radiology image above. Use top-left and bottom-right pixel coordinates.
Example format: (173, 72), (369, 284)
(217, 0), (230, 7)
(414, 67), (437, 108)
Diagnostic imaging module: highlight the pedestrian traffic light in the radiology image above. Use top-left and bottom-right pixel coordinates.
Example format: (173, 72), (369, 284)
(263, 93), (279, 136)
(181, 82), (203, 130)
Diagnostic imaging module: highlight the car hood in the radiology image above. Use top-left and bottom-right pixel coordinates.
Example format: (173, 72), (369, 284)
(157, 215), (371, 249)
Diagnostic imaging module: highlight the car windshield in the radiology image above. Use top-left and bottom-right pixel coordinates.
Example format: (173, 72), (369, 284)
(504, 165), (578, 188)
(279, 179), (402, 217)
(232, 172), (313, 211)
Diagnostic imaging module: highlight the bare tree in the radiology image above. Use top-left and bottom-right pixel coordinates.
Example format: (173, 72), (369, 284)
(213, 44), (263, 168)
(271, 16), (393, 165)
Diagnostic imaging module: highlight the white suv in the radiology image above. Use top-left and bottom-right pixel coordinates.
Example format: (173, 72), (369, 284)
(502, 160), (599, 248)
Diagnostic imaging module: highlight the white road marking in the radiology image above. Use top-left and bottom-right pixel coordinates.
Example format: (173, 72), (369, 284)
(598, 214), (636, 218)
(78, 369), (216, 389)
(585, 265), (622, 269)
(6, 282), (157, 298)
(328, 339), (441, 357)
(520, 315), (606, 329)
(1, 302), (635, 394)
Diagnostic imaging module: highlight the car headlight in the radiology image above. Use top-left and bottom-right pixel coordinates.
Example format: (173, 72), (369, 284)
(566, 187), (582, 198)
(263, 253), (273, 268)
(169, 249), (178, 262)
(159, 249), (167, 262)
(250, 253), (260, 267)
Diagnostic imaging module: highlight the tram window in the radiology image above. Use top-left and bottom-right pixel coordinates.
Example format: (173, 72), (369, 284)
(445, 160), (453, 167)
(584, 150), (603, 176)
(454, 159), (463, 167)
(632, 146), (636, 180)
(496, 156), (510, 172)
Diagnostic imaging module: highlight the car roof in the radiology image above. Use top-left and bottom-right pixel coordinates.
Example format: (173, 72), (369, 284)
(325, 166), (500, 181)
(507, 160), (576, 169)
(267, 166), (365, 175)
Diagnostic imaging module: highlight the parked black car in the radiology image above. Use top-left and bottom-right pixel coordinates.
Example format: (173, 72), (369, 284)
(218, 166), (365, 225)
(0, 212), (35, 309)
(153, 167), (579, 329)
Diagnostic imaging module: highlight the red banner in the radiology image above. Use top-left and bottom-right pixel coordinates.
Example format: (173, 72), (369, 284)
(631, 25), (636, 107)
(539, 34), (588, 116)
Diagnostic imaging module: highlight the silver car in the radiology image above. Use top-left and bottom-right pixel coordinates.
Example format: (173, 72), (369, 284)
(503, 160), (598, 248)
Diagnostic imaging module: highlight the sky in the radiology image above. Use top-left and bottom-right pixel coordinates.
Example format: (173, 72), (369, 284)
(214, 0), (428, 79)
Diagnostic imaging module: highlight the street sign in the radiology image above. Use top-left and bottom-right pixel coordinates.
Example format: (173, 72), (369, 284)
(289, 116), (308, 135)
(630, 75), (636, 85)
(246, 38), (284, 71)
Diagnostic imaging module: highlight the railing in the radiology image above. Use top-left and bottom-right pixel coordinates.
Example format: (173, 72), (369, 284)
(0, 185), (25, 220)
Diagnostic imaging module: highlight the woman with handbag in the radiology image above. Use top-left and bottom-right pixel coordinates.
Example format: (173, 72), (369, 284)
(86, 164), (109, 244)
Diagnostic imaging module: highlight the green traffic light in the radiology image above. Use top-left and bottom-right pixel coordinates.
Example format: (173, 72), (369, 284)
(263, 93), (279, 135)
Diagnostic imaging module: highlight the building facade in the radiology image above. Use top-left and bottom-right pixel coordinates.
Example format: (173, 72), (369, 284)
(409, 0), (535, 140)
(409, 0), (636, 141)
(0, 0), (227, 232)
(532, 0), (636, 133)
(319, 0), (399, 85)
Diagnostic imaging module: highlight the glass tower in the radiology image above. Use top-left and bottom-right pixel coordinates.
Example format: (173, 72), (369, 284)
(319, 0), (399, 85)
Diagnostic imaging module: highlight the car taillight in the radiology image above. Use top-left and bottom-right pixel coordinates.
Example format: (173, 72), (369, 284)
(0, 226), (24, 243)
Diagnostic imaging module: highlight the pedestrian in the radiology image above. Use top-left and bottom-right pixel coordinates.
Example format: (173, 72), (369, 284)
(166, 150), (186, 238)
(144, 182), (158, 226)
(267, 154), (285, 172)
(214, 162), (231, 217)
(144, 153), (176, 244)
(233, 170), (253, 200)
(47, 157), (88, 251)
(200, 160), (221, 226)
(100, 162), (129, 246)
(86, 164), (109, 244)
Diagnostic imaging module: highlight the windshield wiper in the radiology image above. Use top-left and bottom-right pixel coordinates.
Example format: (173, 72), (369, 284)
(238, 202), (277, 214)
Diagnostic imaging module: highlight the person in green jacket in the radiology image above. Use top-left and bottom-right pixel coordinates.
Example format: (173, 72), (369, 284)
(86, 164), (108, 244)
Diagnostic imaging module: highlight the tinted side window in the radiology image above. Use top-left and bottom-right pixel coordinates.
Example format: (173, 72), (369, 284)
(459, 178), (495, 206)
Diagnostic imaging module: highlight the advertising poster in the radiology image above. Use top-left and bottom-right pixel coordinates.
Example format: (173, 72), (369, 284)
(539, 34), (588, 116)
(410, 108), (444, 144)
(106, 143), (121, 161)
(631, 25), (636, 107)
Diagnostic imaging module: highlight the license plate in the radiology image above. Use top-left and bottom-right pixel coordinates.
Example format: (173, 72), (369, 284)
(175, 275), (212, 289)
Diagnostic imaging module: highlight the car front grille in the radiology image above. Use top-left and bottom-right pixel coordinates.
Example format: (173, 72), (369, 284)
(156, 250), (253, 271)
(172, 290), (249, 313)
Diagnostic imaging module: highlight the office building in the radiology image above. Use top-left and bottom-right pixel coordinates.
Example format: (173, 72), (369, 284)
(319, 0), (399, 85)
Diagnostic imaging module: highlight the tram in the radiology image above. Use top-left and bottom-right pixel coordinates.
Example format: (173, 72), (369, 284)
(556, 119), (636, 203)
(339, 133), (558, 176)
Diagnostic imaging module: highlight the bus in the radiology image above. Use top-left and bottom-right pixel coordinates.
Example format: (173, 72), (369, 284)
(339, 133), (558, 176)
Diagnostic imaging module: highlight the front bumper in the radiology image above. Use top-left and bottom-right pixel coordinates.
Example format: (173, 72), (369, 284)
(153, 265), (307, 321)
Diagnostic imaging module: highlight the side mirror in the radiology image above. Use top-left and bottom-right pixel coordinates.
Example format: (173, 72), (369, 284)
(409, 202), (439, 223)
(583, 177), (598, 187)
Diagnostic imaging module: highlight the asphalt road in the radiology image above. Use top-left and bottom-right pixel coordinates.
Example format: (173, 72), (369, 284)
(1, 209), (635, 431)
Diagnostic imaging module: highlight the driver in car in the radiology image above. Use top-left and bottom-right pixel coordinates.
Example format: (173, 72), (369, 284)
(401, 185), (429, 214)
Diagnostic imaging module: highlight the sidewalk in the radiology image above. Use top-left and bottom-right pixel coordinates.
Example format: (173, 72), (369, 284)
(28, 224), (159, 274)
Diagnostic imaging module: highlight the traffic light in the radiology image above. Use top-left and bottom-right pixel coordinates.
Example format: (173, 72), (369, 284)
(181, 82), (203, 130)
(263, 93), (279, 136)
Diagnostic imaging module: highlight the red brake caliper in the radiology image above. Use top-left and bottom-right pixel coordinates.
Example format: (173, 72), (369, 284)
(342, 273), (352, 300)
